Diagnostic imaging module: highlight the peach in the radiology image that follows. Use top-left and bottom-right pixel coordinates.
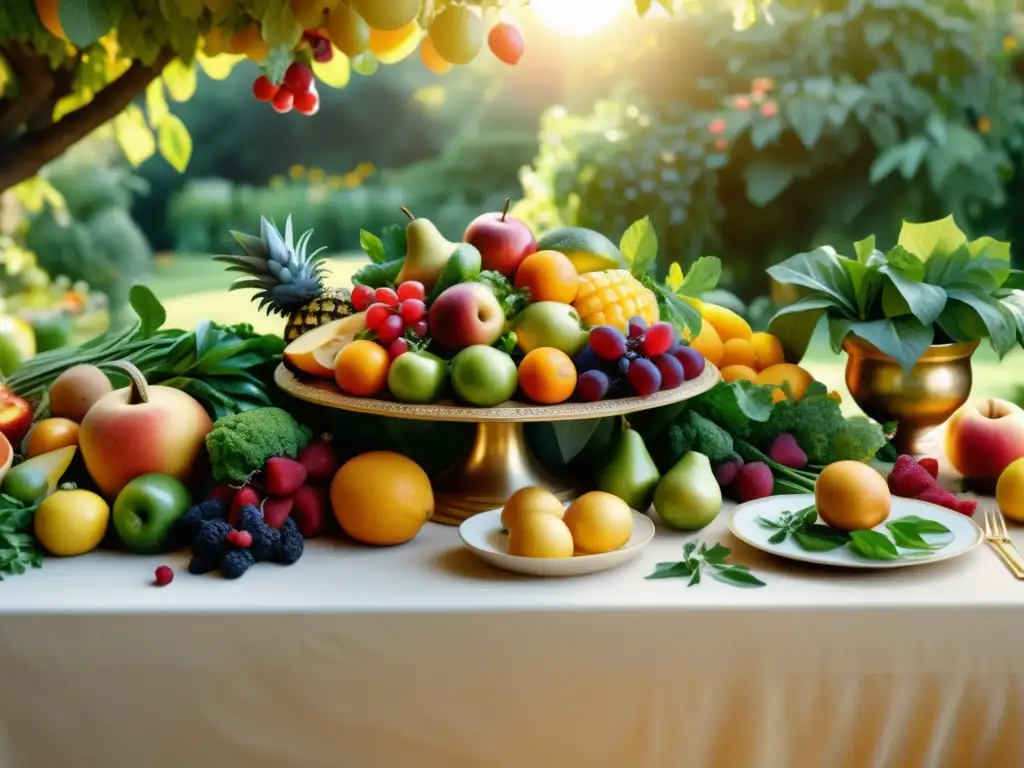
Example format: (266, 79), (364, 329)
(945, 398), (1024, 491)
(427, 282), (505, 351)
(79, 361), (213, 498)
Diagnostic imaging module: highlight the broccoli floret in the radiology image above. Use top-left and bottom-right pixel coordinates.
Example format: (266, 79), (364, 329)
(686, 411), (735, 464)
(830, 417), (887, 463)
(238, 506), (280, 562)
(647, 422), (695, 473)
(277, 518), (305, 565)
(220, 550), (255, 579)
(205, 407), (312, 483)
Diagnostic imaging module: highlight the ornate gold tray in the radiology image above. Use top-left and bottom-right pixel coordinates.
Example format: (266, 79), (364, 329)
(275, 362), (719, 524)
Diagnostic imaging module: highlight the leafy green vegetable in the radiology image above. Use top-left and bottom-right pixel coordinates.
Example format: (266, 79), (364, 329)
(767, 215), (1024, 373)
(0, 494), (43, 581)
(352, 258), (405, 289)
(646, 540), (765, 588)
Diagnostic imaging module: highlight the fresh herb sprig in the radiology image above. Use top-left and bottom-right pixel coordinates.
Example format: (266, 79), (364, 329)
(0, 494), (43, 581)
(646, 541), (766, 588)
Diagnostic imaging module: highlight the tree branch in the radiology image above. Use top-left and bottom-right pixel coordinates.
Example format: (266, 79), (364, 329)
(0, 48), (175, 194)
(0, 42), (57, 137)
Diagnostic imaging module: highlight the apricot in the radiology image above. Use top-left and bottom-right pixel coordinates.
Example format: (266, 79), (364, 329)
(700, 303), (752, 342)
(755, 363), (814, 404)
(750, 332), (785, 370)
(720, 338), (757, 369)
(815, 461), (891, 531)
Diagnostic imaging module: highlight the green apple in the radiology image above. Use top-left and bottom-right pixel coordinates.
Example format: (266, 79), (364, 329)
(112, 473), (193, 554)
(513, 301), (588, 357)
(388, 351), (449, 403)
(451, 345), (518, 407)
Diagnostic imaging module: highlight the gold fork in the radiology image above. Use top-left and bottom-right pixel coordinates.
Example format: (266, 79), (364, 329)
(983, 508), (1024, 579)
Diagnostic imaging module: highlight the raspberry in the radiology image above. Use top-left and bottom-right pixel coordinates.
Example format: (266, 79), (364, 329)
(154, 566), (174, 586)
(231, 530), (253, 548)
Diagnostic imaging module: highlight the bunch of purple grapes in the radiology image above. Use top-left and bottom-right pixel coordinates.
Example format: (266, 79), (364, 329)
(574, 317), (707, 402)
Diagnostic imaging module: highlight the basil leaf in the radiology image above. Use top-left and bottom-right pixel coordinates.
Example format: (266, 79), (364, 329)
(886, 522), (943, 551)
(688, 569), (701, 587)
(891, 516), (951, 535)
(793, 525), (849, 552)
(945, 286), (1018, 358)
(645, 562), (693, 580)
(879, 264), (947, 325)
(759, 516), (782, 529)
(768, 529), (788, 545)
(767, 246), (859, 315)
(129, 284), (167, 338)
(710, 565), (766, 588)
(683, 541), (698, 558)
(847, 530), (901, 560)
(797, 505), (819, 527)
(703, 543), (731, 564)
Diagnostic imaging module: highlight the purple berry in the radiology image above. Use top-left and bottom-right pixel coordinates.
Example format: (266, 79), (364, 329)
(652, 353), (684, 390)
(588, 326), (627, 361)
(641, 322), (677, 357)
(626, 358), (662, 396)
(575, 369), (611, 402)
(627, 316), (647, 338)
(673, 345), (706, 380)
(575, 346), (604, 374)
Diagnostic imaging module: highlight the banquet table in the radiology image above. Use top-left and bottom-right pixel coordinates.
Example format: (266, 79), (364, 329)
(1, 453), (1023, 768)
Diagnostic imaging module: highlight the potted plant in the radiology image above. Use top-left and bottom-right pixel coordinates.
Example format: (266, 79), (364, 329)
(766, 215), (1024, 453)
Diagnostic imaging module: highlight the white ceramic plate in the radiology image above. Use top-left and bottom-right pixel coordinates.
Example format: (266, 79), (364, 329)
(728, 494), (983, 569)
(459, 508), (655, 577)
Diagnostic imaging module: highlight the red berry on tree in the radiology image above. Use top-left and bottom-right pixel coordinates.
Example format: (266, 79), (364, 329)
(284, 62), (315, 94)
(272, 87), (294, 113)
(487, 22), (525, 65)
(252, 75), (277, 102)
(313, 38), (334, 63)
(294, 89), (320, 116)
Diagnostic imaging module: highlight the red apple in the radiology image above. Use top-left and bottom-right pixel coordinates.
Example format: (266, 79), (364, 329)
(463, 198), (537, 278)
(428, 283), (506, 351)
(80, 361), (214, 499)
(945, 398), (1024, 491)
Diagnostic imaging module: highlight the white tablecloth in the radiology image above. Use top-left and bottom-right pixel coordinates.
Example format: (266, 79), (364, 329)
(1, 480), (1023, 768)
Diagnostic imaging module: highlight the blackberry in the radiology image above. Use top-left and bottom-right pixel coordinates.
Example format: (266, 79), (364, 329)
(172, 500), (227, 549)
(220, 550), (255, 579)
(192, 519), (232, 561)
(237, 506), (281, 562)
(188, 555), (218, 575)
(277, 518), (305, 565)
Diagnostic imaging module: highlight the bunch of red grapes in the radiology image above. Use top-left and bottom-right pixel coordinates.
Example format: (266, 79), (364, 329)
(252, 62), (320, 115)
(575, 318), (706, 402)
(351, 281), (428, 359)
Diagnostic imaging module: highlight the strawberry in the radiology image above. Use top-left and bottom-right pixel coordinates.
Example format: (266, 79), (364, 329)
(206, 483), (236, 507)
(917, 457), (940, 479)
(228, 486), (262, 526)
(887, 454), (935, 498)
(292, 485), (328, 538)
(915, 485), (959, 511)
(262, 497), (294, 530)
(265, 456), (308, 496)
(297, 440), (338, 482)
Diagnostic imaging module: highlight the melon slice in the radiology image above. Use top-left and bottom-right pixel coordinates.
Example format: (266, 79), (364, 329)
(283, 313), (367, 377)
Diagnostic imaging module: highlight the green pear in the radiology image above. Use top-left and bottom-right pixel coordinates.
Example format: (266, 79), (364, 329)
(653, 451), (722, 530)
(596, 428), (660, 511)
(396, 207), (458, 291)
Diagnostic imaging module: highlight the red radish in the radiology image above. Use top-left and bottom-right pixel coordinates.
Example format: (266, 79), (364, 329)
(284, 62), (315, 93)
(272, 88), (295, 113)
(206, 483), (235, 507)
(252, 75), (277, 102)
(262, 497), (294, 529)
(297, 440), (339, 482)
(292, 485), (328, 537)
(229, 486), (262, 526)
(265, 457), (308, 496)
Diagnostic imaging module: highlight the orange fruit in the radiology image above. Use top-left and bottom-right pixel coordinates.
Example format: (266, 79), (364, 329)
(24, 418), (80, 458)
(755, 363), (814, 404)
(420, 35), (452, 73)
(700, 303), (752, 342)
(514, 250), (579, 304)
(517, 347), (577, 404)
(750, 331), (785, 370)
(686, 322), (723, 368)
(231, 23), (270, 62)
(369, 21), (421, 62)
(334, 339), (390, 397)
(720, 365), (758, 384)
(330, 451), (433, 545)
(35, 0), (66, 40)
(720, 338), (757, 369)
(815, 461), (891, 531)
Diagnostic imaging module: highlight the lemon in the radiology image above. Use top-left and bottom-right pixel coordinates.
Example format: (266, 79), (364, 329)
(997, 458), (1024, 523)
(563, 491), (633, 554)
(501, 486), (565, 531)
(507, 513), (574, 558)
(34, 489), (109, 557)
(537, 227), (624, 274)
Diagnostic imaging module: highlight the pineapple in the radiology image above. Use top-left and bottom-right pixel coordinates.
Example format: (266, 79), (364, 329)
(216, 215), (354, 342)
(573, 269), (659, 332)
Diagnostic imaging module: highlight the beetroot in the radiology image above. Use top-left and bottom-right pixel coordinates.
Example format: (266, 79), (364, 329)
(732, 462), (774, 502)
(292, 484), (329, 538)
(262, 497), (294, 529)
(713, 455), (744, 488)
(768, 433), (808, 469)
(264, 457), (308, 496)
(228, 486), (262, 526)
(297, 440), (339, 482)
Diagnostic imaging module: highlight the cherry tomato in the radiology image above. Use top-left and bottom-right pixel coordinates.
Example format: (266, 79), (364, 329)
(283, 62), (314, 94)
(294, 90), (320, 116)
(399, 299), (426, 325)
(376, 314), (404, 344)
(374, 287), (400, 307)
(351, 284), (374, 311)
(388, 338), (409, 359)
(365, 303), (394, 331)
(396, 281), (426, 302)
(411, 320), (428, 338)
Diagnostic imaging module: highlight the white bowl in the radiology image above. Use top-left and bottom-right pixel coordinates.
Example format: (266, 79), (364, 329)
(459, 508), (655, 577)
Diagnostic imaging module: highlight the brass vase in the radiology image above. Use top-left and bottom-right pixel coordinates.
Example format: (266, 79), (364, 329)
(843, 337), (980, 456)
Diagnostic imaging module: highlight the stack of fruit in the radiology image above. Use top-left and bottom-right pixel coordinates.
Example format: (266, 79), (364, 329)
(264, 202), (726, 409)
(500, 487), (634, 559)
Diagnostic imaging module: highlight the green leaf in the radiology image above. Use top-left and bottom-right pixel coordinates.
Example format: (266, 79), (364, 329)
(880, 265), (947, 325)
(768, 529), (787, 544)
(619, 217), (658, 276)
(128, 285), (167, 338)
(676, 256), (722, 296)
(854, 235), (877, 265)
(259, 1), (303, 49)
(885, 245), (925, 280)
(944, 287), (1017, 357)
(841, 260), (881, 319)
(261, 44), (295, 85)
(784, 98), (825, 150)
(710, 565), (766, 588)
(758, 515), (782, 529)
(766, 296), (835, 362)
(847, 530), (900, 560)
(645, 561), (692, 579)
(162, 59), (197, 102)
(703, 543), (731, 564)
(767, 247), (858, 316)
(552, 420), (602, 464)
(145, 80), (170, 127)
(59, 0), (127, 47)
(157, 114), (192, 173)
(864, 19), (893, 46)
(889, 516), (951, 535)
(352, 259), (404, 288)
(655, 287), (703, 339)
(966, 237), (1012, 287)
(113, 104), (156, 168)
(744, 160), (798, 207)
(380, 224), (408, 262)
(793, 525), (850, 552)
(844, 317), (934, 374)
(886, 521), (948, 551)
(897, 215), (967, 261)
(359, 230), (387, 264)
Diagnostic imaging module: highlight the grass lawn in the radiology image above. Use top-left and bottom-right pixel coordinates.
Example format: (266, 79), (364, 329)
(148, 253), (1023, 408)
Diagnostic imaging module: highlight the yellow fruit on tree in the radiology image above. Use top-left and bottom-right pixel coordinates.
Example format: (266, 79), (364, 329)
(573, 269), (659, 332)
(369, 21), (421, 63)
(997, 458), (1024, 523)
(700, 303), (752, 342)
(428, 4), (484, 65)
(330, 451), (434, 545)
(231, 23), (269, 63)
(203, 27), (231, 56)
(327, 2), (371, 57)
(750, 331), (785, 370)
(291, 0), (331, 28)
(756, 363), (814, 403)
(420, 35), (452, 73)
(685, 321), (723, 369)
(350, 0), (420, 30)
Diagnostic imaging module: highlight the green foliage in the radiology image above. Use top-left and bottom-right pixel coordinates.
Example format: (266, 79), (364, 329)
(766, 216), (1024, 372)
(517, 0), (1024, 296)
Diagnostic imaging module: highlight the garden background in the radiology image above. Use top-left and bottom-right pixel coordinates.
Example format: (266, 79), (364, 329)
(3, 0), (1024, 407)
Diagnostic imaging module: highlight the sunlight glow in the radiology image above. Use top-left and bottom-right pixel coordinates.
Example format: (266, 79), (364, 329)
(529, 0), (631, 36)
